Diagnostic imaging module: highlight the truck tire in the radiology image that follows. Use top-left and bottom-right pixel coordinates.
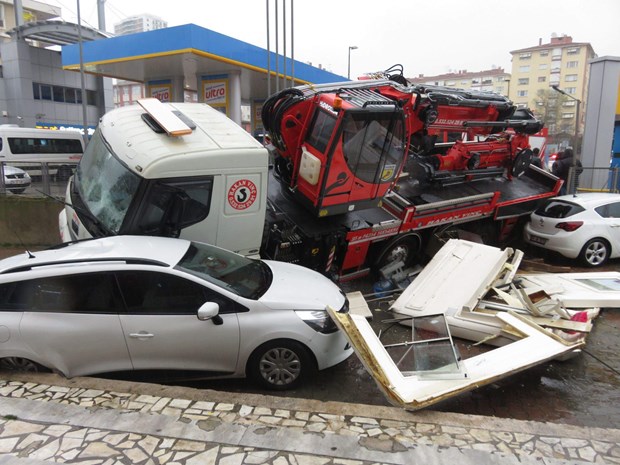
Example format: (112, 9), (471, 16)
(373, 234), (422, 271)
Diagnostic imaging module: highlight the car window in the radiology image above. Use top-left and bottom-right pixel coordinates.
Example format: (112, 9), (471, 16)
(595, 201), (620, 218)
(115, 271), (245, 315)
(535, 200), (584, 218)
(0, 273), (122, 313)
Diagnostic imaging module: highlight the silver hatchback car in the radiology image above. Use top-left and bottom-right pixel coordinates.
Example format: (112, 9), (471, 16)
(0, 236), (352, 389)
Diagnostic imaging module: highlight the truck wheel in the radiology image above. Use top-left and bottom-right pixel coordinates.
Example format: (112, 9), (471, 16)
(373, 235), (421, 271)
(579, 238), (610, 267)
(247, 339), (315, 391)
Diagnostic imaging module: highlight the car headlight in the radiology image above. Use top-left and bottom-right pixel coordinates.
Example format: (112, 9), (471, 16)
(295, 310), (338, 334)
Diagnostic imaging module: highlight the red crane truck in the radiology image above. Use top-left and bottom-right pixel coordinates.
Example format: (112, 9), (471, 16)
(59, 74), (560, 281)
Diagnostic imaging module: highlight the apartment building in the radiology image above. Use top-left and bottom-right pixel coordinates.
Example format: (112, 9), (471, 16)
(113, 14), (167, 36)
(509, 34), (596, 137)
(113, 14), (168, 107)
(0, 0), (60, 36)
(408, 68), (511, 96)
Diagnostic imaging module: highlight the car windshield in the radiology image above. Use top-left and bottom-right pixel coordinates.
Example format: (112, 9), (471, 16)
(534, 200), (585, 219)
(75, 129), (141, 233)
(176, 241), (273, 299)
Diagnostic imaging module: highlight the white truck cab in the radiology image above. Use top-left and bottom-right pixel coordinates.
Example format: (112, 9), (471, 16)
(59, 99), (268, 257)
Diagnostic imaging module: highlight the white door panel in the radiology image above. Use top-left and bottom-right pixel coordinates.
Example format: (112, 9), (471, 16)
(119, 313), (240, 372)
(19, 313), (131, 377)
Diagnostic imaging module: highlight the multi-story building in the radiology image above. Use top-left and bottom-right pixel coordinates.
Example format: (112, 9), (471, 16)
(509, 34), (596, 138)
(113, 14), (168, 107)
(408, 68), (511, 96)
(0, 0), (60, 36)
(113, 14), (167, 36)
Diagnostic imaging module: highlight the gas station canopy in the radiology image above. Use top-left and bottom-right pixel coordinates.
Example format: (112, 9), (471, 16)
(61, 23), (346, 102)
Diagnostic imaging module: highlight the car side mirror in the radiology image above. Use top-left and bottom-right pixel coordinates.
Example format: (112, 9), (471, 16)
(197, 302), (223, 325)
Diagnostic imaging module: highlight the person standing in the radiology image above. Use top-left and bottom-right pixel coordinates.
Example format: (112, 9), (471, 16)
(552, 147), (582, 195)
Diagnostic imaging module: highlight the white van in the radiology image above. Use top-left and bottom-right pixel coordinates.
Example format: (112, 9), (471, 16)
(0, 125), (84, 181)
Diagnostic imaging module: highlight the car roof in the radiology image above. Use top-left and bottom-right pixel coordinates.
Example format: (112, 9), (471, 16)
(0, 236), (191, 274)
(553, 192), (620, 207)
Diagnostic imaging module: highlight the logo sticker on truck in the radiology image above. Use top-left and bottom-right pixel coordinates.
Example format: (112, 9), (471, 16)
(227, 179), (258, 210)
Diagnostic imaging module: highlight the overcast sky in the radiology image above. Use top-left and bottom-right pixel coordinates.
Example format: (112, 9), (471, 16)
(55, 0), (620, 79)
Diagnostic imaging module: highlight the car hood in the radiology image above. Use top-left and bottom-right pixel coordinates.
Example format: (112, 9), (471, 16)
(259, 260), (345, 311)
(3, 165), (27, 176)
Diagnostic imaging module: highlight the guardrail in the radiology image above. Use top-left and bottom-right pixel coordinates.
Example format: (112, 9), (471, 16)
(0, 161), (77, 197)
(565, 166), (619, 195)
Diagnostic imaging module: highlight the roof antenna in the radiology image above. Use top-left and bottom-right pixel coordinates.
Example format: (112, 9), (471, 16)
(9, 225), (35, 259)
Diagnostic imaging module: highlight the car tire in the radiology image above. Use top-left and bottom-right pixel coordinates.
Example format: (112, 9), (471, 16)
(579, 238), (610, 267)
(0, 357), (44, 373)
(9, 189), (25, 194)
(247, 339), (315, 390)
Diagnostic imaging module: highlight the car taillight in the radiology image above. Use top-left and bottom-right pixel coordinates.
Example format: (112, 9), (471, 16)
(556, 221), (583, 231)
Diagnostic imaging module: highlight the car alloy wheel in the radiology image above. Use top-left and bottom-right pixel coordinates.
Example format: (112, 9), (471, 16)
(580, 238), (610, 267)
(249, 340), (314, 390)
(0, 357), (41, 373)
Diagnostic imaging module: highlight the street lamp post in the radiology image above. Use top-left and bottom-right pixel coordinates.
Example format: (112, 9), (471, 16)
(347, 46), (358, 80)
(551, 84), (581, 194)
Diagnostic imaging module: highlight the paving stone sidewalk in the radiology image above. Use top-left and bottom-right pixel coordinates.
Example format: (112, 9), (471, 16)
(0, 373), (619, 464)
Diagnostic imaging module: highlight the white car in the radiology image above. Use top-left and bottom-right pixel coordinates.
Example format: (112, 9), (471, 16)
(524, 193), (620, 267)
(0, 236), (352, 389)
(1, 165), (31, 194)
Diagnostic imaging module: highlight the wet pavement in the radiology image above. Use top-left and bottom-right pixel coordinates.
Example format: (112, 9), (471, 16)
(156, 249), (620, 430)
(0, 245), (619, 431)
(1, 372), (620, 464)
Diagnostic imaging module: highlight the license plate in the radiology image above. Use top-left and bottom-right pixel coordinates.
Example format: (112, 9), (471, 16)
(529, 234), (548, 245)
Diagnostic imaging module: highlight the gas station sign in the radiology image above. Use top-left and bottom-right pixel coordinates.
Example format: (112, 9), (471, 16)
(201, 76), (229, 115)
(147, 80), (172, 102)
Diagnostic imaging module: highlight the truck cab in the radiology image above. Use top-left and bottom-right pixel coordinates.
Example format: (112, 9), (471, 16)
(59, 99), (268, 257)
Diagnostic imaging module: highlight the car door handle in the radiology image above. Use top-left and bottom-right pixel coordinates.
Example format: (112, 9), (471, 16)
(129, 332), (154, 339)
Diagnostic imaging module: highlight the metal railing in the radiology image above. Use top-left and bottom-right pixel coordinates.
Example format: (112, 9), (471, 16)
(564, 166), (619, 195)
(0, 161), (77, 197)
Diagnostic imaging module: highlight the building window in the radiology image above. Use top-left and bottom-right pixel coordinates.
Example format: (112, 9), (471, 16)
(565, 74), (578, 82)
(0, 4), (5, 28)
(540, 50), (549, 57)
(517, 90), (528, 97)
(519, 52), (532, 59)
(518, 65), (530, 73)
(562, 113), (575, 119)
(446, 80), (456, 86)
(65, 88), (76, 103)
(567, 47), (580, 55)
(563, 101), (576, 107)
(53, 86), (64, 102)
(538, 76), (546, 83)
(32, 82), (97, 106)
(518, 78), (529, 85)
(461, 80), (468, 85)
(565, 87), (577, 94)
(566, 61), (579, 68)
(552, 48), (562, 58)
(538, 63), (548, 70)
(40, 85), (52, 101)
